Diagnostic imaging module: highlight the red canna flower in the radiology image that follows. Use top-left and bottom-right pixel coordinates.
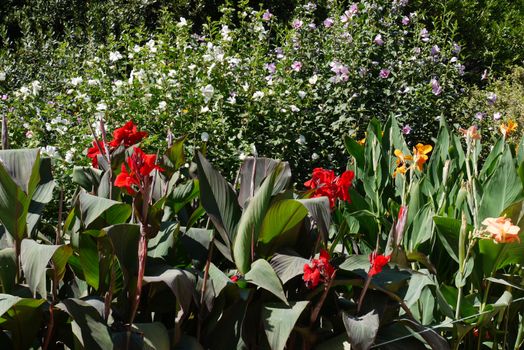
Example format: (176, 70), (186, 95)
(87, 140), (107, 168)
(109, 120), (148, 148)
(304, 168), (354, 208)
(303, 249), (335, 289)
(230, 275), (240, 283)
(368, 252), (391, 277)
(114, 147), (163, 195)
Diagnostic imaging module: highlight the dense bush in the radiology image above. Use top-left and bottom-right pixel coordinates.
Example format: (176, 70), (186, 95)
(0, 1), (467, 186)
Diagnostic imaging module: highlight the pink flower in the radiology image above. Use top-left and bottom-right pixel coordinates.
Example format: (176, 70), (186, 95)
(323, 18), (334, 28)
(379, 69), (390, 79)
(291, 61), (303, 72)
(374, 34), (384, 46)
(431, 78), (442, 95)
(402, 125), (412, 135)
(262, 10), (273, 21)
(292, 19), (303, 29)
(401, 16), (410, 25)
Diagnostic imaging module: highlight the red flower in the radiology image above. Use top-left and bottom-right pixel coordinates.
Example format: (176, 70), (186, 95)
(87, 140), (107, 168)
(230, 275), (240, 283)
(368, 252), (391, 277)
(114, 147), (163, 195)
(303, 249), (335, 289)
(109, 120), (148, 148)
(304, 168), (354, 208)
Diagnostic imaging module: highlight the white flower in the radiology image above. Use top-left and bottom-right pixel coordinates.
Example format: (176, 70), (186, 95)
(65, 150), (74, 163)
(71, 77), (83, 86)
(97, 102), (107, 111)
(0, 72), (5, 81)
(26, 130), (33, 138)
(493, 112), (501, 120)
(201, 132), (209, 142)
(41, 146), (59, 158)
(113, 80), (123, 88)
(296, 134), (306, 145)
(290, 105), (300, 112)
(133, 45), (141, 53)
(252, 91), (265, 100)
(158, 101), (167, 111)
(31, 81), (41, 96)
(188, 64), (197, 70)
(146, 40), (157, 53)
(45, 123), (52, 131)
(227, 95), (237, 104)
(177, 17), (188, 27)
(88, 79), (100, 86)
(298, 91), (306, 99)
(239, 152), (246, 161)
(20, 86), (30, 96)
(200, 106), (210, 113)
(311, 153), (319, 160)
(201, 84), (215, 102)
(168, 70), (177, 77)
(109, 51), (123, 62)
(221, 25), (232, 42)
(308, 75), (318, 85)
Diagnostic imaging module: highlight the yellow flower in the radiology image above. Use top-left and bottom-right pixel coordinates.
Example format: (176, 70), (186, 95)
(393, 149), (412, 177)
(500, 120), (517, 137)
(357, 137), (366, 145)
(182, 108), (189, 114)
(413, 143), (432, 171)
(481, 216), (520, 244)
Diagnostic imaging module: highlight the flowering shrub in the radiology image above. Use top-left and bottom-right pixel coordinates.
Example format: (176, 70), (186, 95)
(0, 0), (467, 188)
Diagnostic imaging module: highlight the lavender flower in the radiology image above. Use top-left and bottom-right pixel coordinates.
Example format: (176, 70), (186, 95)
(487, 92), (497, 105)
(401, 16), (410, 25)
(291, 61), (303, 72)
(341, 4), (358, 22)
(431, 78), (442, 95)
(329, 61), (349, 83)
(379, 69), (391, 79)
(430, 45), (440, 56)
(493, 112), (501, 120)
(265, 62), (277, 74)
(452, 43), (461, 54)
(420, 28), (430, 42)
(475, 112), (486, 120)
(308, 23), (317, 29)
(457, 64), (465, 76)
(323, 18), (334, 28)
(374, 34), (384, 46)
(1, 94), (7, 100)
(292, 19), (303, 29)
(402, 124), (412, 135)
(262, 10), (273, 21)
(275, 47), (284, 59)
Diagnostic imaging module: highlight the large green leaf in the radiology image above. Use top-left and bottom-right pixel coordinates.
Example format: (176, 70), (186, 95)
(269, 252), (309, 284)
(58, 298), (114, 349)
(133, 322), (171, 350)
(78, 191), (131, 228)
(27, 157), (55, 236)
(105, 224), (141, 275)
(245, 259), (287, 304)
(298, 197), (331, 240)
(20, 239), (73, 297)
(344, 135), (365, 169)
(262, 301), (309, 350)
(0, 295), (45, 349)
(163, 135), (187, 172)
(72, 166), (103, 191)
(433, 216), (473, 263)
(196, 152), (241, 255)
(342, 310), (379, 350)
(237, 157), (291, 209)
(234, 164), (281, 274)
(478, 147), (523, 221)
(258, 199), (307, 251)
(0, 149), (41, 240)
(79, 234), (100, 290)
(0, 248), (16, 293)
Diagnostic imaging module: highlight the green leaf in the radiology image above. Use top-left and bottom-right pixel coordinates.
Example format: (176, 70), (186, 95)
(398, 317), (450, 349)
(105, 224), (140, 275)
(20, 239), (73, 297)
(163, 135), (187, 171)
(234, 164), (281, 274)
(245, 259), (287, 304)
(133, 323), (171, 350)
(237, 157), (291, 209)
(344, 135), (365, 169)
(342, 310), (379, 350)
(262, 301), (309, 350)
(433, 216), (472, 263)
(79, 234), (100, 290)
(0, 296), (45, 349)
(58, 298), (114, 349)
(408, 204), (434, 250)
(0, 248), (16, 293)
(78, 191), (131, 228)
(196, 152), (241, 254)
(258, 199), (307, 252)
(269, 252), (309, 284)
(479, 147), (523, 221)
(72, 166), (103, 191)
(27, 157), (55, 236)
(403, 270), (435, 308)
(298, 197), (331, 241)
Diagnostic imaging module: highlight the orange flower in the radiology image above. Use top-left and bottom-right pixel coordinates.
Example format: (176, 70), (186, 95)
(413, 143), (432, 171)
(393, 149), (412, 177)
(499, 120), (517, 137)
(481, 216), (520, 244)
(459, 125), (481, 140)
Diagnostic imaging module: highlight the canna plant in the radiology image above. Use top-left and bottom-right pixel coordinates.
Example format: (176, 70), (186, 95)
(0, 117), (523, 350)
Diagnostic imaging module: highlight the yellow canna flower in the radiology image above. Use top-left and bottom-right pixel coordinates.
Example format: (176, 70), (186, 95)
(500, 120), (517, 137)
(413, 143), (432, 171)
(357, 137), (366, 145)
(393, 149), (412, 176)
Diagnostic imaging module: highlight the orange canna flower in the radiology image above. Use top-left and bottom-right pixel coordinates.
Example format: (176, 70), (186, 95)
(393, 149), (412, 177)
(413, 143), (432, 171)
(499, 120), (517, 137)
(459, 125), (481, 140)
(481, 216), (520, 244)
(357, 137), (366, 145)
